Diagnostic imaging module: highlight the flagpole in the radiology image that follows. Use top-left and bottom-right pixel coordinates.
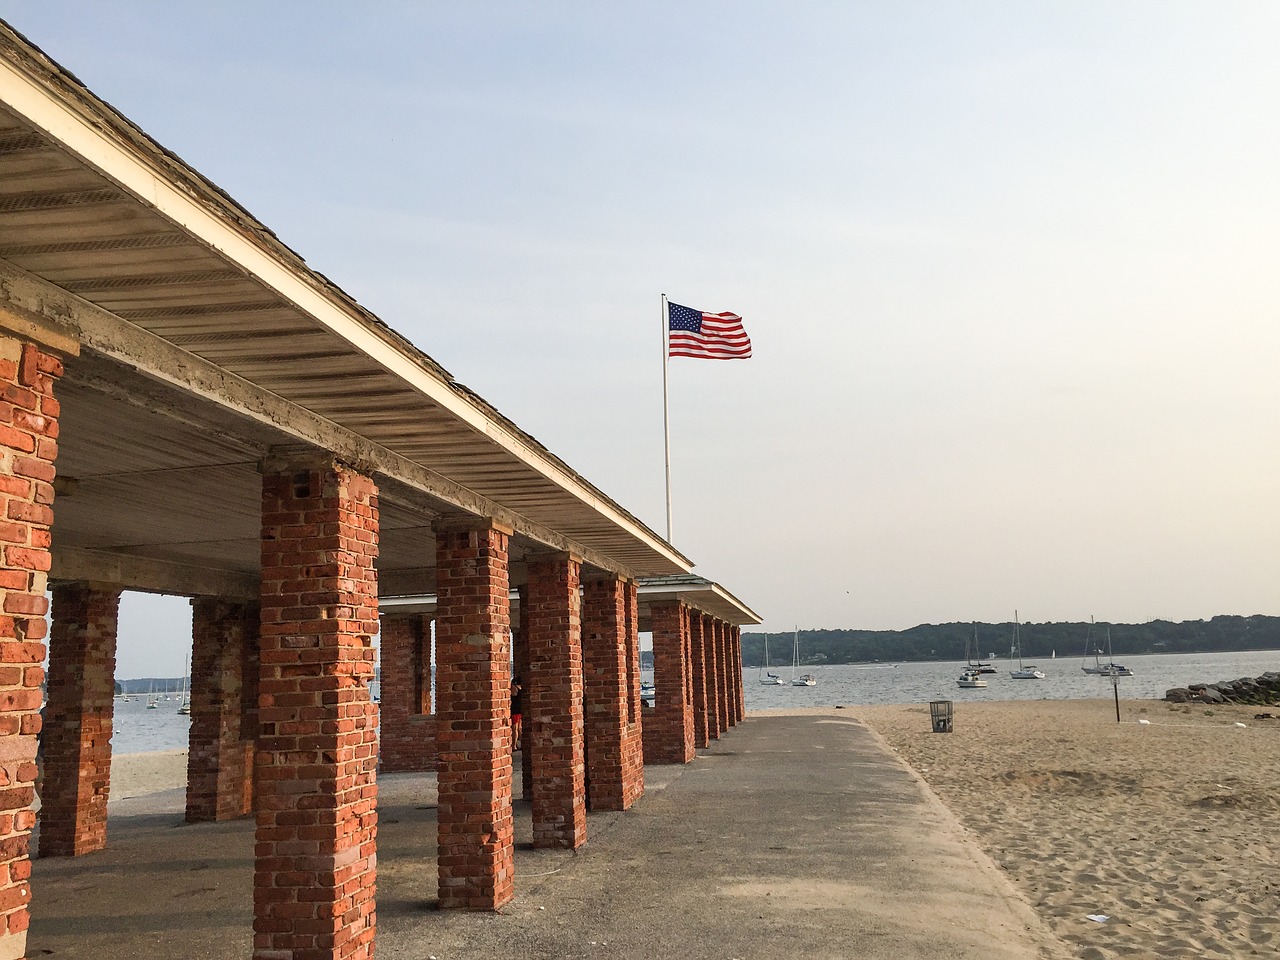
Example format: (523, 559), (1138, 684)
(661, 293), (673, 542)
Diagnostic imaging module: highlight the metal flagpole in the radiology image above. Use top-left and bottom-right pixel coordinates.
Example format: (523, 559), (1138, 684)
(661, 293), (673, 541)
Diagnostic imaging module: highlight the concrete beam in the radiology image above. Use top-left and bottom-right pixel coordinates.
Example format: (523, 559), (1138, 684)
(51, 546), (258, 601)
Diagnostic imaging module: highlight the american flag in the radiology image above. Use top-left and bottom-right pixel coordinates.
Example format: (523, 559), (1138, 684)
(667, 302), (752, 360)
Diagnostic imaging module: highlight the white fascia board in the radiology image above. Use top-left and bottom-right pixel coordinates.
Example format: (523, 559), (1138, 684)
(0, 53), (688, 573)
(636, 579), (763, 625)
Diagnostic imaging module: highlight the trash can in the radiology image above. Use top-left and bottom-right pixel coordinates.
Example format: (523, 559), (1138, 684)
(929, 700), (953, 733)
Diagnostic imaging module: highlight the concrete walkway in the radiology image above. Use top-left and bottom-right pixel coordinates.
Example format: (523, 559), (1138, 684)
(30, 713), (1070, 959)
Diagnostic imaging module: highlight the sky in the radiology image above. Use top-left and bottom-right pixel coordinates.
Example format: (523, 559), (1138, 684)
(5, 3), (1279, 677)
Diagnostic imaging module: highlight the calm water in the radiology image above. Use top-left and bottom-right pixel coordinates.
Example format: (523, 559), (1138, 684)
(108, 650), (1280, 754)
(743, 650), (1280, 711)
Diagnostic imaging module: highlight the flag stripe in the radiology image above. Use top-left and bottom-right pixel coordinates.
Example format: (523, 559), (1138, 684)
(667, 302), (752, 360)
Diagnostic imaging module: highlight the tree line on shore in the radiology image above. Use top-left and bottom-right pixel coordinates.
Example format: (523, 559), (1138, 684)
(741, 614), (1280, 668)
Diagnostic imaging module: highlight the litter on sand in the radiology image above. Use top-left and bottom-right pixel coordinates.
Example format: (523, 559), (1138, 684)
(1086, 914), (1110, 923)
(1234, 722), (1247, 728)
(1137, 719), (1151, 725)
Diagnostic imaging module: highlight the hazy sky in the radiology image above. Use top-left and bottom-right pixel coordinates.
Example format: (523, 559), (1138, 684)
(6, 3), (1279, 677)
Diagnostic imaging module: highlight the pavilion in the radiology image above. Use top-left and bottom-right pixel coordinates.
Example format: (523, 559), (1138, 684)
(0, 21), (759, 960)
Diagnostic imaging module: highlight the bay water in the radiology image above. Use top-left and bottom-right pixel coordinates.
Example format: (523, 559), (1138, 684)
(109, 649), (1279, 755)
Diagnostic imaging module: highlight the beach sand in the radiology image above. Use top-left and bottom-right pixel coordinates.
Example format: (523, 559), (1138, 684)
(109, 749), (189, 801)
(850, 698), (1280, 960)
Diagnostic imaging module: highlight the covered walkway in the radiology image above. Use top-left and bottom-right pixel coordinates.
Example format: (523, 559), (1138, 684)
(29, 713), (1068, 960)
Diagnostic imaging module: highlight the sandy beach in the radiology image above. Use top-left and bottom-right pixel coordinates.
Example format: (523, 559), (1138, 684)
(851, 698), (1280, 960)
(108, 750), (189, 801)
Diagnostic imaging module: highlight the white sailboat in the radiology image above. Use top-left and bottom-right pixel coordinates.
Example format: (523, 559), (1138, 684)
(759, 633), (783, 685)
(1009, 611), (1045, 680)
(177, 653), (191, 714)
(958, 623), (988, 687)
(790, 628), (816, 687)
(1082, 622), (1133, 677)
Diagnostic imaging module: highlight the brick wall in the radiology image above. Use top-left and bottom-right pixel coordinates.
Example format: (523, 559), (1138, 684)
(186, 599), (258, 822)
(643, 600), (694, 765)
(434, 521), (514, 911)
(378, 614), (437, 774)
(256, 462), (379, 960)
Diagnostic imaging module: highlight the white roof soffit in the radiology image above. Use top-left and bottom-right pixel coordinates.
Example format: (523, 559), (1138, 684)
(0, 24), (690, 577)
(637, 576), (763, 626)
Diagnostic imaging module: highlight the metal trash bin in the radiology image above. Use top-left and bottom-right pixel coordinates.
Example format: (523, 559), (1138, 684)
(930, 700), (953, 733)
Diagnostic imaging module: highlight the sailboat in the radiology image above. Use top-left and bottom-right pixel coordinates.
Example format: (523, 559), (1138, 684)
(790, 628), (816, 687)
(759, 633), (783, 685)
(1009, 611), (1045, 680)
(965, 623), (997, 673)
(958, 623), (988, 687)
(177, 653), (191, 714)
(1081, 621), (1133, 677)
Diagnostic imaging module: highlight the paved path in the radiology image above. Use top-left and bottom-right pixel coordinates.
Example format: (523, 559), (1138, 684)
(30, 713), (1070, 959)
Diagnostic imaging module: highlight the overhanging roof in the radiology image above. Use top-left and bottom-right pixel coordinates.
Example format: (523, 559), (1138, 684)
(378, 573), (761, 629)
(637, 575), (763, 626)
(0, 21), (691, 584)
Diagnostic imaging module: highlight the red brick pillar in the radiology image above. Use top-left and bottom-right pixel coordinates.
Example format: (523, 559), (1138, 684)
(0, 335), (64, 954)
(513, 584), (532, 803)
(689, 610), (709, 748)
(716, 620), (732, 732)
(256, 461), (379, 960)
(582, 575), (644, 811)
(526, 552), (586, 849)
(186, 599), (258, 822)
(379, 613), (437, 773)
(735, 627), (745, 721)
(435, 520), (514, 911)
(644, 600), (694, 764)
(39, 582), (120, 858)
(737, 632), (747, 721)
(704, 614), (724, 741)
(620, 580), (644, 791)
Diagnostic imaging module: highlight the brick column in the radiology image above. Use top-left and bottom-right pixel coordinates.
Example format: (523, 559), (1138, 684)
(379, 613), (436, 773)
(526, 552), (586, 849)
(689, 610), (710, 748)
(735, 627), (745, 721)
(620, 579), (644, 792)
(513, 584), (532, 803)
(737, 632), (747, 721)
(186, 599), (258, 822)
(716, 620), (732, 732)
(644, 600), (694, 764)
(39, 582), (120, 858)
(256, 461), (379, 960)
(435, 520), (514, 911)
(0, 334), (65, 955)
(717, 621), (731, 729)
(582, 575), (643, 812)
(711, 616), (728, 738)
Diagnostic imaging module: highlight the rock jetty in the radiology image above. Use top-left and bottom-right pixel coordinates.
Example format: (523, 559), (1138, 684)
(1165, 672), (1280, 705)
